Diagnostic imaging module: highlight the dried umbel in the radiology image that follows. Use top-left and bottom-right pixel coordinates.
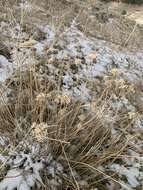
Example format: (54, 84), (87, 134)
(54, 94), (72, 105)
(31, 122), (48, 142)
(110, 68), (120, 77)
(103, 70), (136, 97)
(35, 93), (47, 103)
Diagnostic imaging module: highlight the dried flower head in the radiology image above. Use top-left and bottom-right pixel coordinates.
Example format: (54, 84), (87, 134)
(115, 80), (135, 93)
(128, 112), (137, 120)
(110, 68), (119, 77)
(128, 84), (135, 93)
(115, 79), (127, 89)
(35, 93), (46, 103)
(55, 94), (71, 105)
(75, 58), (82, 65)
(104, 75), (110, 81)
(31, 122), (48, 142)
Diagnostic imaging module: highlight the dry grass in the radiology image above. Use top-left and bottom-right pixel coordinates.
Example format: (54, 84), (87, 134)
(0, 61), (139, 189)
(0, 0), (142, 189)
(0, 0), (142, 50)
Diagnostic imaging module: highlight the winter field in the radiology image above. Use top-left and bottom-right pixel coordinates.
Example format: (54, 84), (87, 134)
(0, 0), (143, 190)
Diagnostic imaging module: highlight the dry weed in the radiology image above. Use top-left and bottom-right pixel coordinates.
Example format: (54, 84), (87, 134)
(0, 63), (139, 189)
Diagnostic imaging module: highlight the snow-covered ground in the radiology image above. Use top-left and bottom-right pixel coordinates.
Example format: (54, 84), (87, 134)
(0, 56), (13, 82)
(1, 22), (143, 100)
(0, 1), (143, 189)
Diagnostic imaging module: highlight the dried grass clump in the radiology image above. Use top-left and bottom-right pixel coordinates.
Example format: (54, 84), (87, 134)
(0, 65), (137, 189)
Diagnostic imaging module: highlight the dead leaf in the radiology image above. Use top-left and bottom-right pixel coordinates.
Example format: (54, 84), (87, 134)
(89, 53), (97, 62)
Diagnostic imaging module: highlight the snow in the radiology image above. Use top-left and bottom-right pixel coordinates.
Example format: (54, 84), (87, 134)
(41, 25), (55, 42)
(135, 118), (143, 129)
(110, 163), (143, 188)
(0, 17), (143, 190)
(0, 136), (8, 146)
(20, 0), (33, 12)
(0, 155), (7, 163)
(110, 149), (143, 188)
(38, 25), (143, 85)
(73, 84), (91, 101)
(34, 42), (44, 55)
(63, 74), (73, 89)
(0, 169), (29, 190)
(0, 55), (13, 82)
(0, 153), (44, 190)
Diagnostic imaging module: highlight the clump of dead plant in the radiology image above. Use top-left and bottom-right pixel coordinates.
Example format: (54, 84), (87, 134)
(0, 63), (139, 189)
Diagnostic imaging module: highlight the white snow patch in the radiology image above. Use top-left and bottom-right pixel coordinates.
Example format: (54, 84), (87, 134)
(20, 1), (33, 12)
(0, 153), (44, 190)
(0, 55), (13, 82)
(0, 154), (7, 163)
(110, 164), (141, 188)
(34, 42), (45, 55)
(135, 118), (143, 129)
(42, 25), (55, 42)
(0, 169), (30, 190)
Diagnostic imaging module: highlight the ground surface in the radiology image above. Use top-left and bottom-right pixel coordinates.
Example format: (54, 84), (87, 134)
(0, 0), (143, 190)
